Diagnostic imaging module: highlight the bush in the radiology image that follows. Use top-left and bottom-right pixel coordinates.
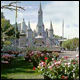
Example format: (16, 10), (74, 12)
(62, 38), (79, 50)
(1, 54), (15, 64)
(1, 45), (22, 57)
(36, 55), (79, 79)
(25, 51), (59, 67)
(4, 40), (11, 46)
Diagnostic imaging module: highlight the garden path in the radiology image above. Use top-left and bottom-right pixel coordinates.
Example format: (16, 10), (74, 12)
(59, 51), (79, 59)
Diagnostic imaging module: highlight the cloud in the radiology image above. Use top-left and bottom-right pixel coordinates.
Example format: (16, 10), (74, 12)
(1, 1), (79, 39)
(43, 1), (79, 39)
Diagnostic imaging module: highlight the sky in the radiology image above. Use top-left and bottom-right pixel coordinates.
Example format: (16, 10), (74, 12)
(1, 1), (79, 39)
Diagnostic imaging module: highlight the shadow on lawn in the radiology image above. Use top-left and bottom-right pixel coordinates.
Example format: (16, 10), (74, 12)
(1, 60), (35, 74)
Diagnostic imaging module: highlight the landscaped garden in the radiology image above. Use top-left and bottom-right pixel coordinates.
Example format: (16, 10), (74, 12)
(1, 57), (43, 79)
(1, 46), (79, 79)
(1, 1), (79, 80)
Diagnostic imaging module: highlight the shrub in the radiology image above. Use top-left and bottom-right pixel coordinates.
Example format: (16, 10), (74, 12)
(1, 45), (22, 57)
(36, 55), (79, 79)
(4, 40), (11, 46)
(1, 54), (15, 64)
(25, 51), (59, 67)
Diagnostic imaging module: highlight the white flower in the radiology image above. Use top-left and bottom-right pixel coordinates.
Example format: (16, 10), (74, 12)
(52, 58), (54, 60)
(70, 58), (73, 62)
(52, 64), (54, 67)
(41, 69), (43, 71)
(46, 53), (49, 55)
(54, 61), (61, 65)
(76, 54), (79, 58)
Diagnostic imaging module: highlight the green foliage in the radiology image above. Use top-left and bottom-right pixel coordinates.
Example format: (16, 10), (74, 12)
(37, 56), (79, 79)
(1, 13), (15, 47)
(26, 46), (48, 53)
(1, 12), (20, 47)
(62, 38), (79, 50)
(1, 12), (5, 18)
(54, 35), (62, 39)
(1, 59), (43, 79)
(4, 40), (11, 46)
(1, 18), (14, 35)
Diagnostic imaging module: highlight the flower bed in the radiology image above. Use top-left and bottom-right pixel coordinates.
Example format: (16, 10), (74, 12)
(1, 45), (22, 57)
(1, 54), (15, 64)
(35, 55), (79, 79)
(25, 51), (59, 67)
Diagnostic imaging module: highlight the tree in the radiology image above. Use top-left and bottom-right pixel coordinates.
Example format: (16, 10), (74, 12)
(1, 1), (25, 46)
(1, 13), (15, 47)
(62, 38), (79, 50)
(1, 12), (4, 18)
(54, 34), (66, 39)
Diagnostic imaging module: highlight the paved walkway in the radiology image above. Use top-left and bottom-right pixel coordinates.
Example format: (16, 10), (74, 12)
(59, 51), (79, 59)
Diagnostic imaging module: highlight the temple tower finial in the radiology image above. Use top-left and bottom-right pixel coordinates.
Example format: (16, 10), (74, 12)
(62, 19), (64, 38)
(28, 21), (31, 30)
(50, 20), (53, 30)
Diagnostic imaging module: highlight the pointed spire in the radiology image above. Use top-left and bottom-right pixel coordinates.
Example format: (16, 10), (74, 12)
(28, 21), (31, 30)
(62, 19), (64, 38)
(39, 1), (42, 11)
(40, 2), (42, 10)
(28, 21), (30, 28)
(50, 21), (53, 30)
(23, 18), (25, 22)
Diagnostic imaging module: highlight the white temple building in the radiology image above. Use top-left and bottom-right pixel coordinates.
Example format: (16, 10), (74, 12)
(18, 2), (60, 48)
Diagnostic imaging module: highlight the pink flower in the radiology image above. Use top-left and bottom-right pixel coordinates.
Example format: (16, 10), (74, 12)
(31, 51), (34, 55)
(72, 62), (76, 64)
(1, 61), (9, 64)
(53, 60), (56, 63)
(52, 64), (54, 67)
(61, 75), (68, 79)
(54, 61), (61, 66)
(64, 56), (69, 59)
(44, 57), (48, 60)
(39, 61), (46, 67)
(46, 53), (49, 55)
(77, 60), (79, 64)
(48, 66), (53, 70)
(41, 54), (44, 57)
(29, 59), (31, 62)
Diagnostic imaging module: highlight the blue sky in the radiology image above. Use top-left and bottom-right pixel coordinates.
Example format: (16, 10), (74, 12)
(1, 1), (79, 39)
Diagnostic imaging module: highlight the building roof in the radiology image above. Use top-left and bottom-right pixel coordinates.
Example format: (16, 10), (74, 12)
(35, 35), (44, 39)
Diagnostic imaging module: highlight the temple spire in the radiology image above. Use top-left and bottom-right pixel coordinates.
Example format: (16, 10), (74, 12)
(39, 2), (42, 11)
(28, 21), (31, 30)
(50, 21), (53, 30)
(62, 19), (64, 38)
(23, 18), (24, 22)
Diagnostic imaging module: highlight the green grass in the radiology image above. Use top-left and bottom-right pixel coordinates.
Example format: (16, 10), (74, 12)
(1, 57), (44, 79)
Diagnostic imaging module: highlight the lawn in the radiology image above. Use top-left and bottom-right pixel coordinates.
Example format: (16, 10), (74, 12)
(1, 57), (44, 79)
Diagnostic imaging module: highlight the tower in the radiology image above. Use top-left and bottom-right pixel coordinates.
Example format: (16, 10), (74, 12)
(36, 2), (44, 36)
(26, 21), (33, 46)
(48, 21), (54, 38)
(26, 21), (32, 38)
(21, 18), (27, 33)
(62, 19), (64, 39)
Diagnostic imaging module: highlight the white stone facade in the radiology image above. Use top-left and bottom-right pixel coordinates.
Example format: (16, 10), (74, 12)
(18, 2), (60, 47)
